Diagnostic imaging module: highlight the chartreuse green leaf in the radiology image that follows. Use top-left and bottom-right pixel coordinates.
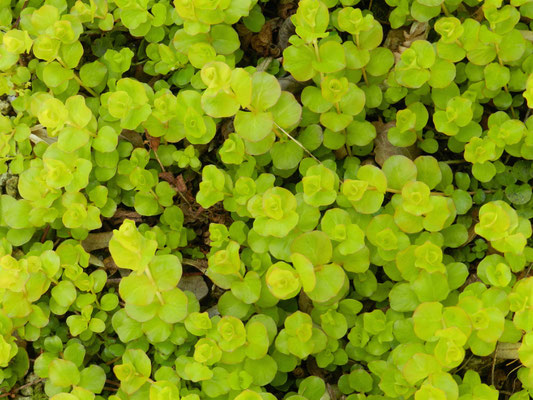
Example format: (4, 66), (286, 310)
(4, 0), (533, 397)
(307, 263), (348, 304)
(114, 349), (152, 394)
(217, 316), (246, 352)
(266, 262), (301, 300)
(413, 302), (443, 341)
(49, 358), (80, 387)
(291, 252), (316, 292)
(342, 164), (387, 214)
(302, 164), (339, 207)
(291, 0), (329, 43)
(246, 320), (270, 359)
(109, 219), (158, 271)
(197, 165), (231, 208)
(252, 187), (299, 238)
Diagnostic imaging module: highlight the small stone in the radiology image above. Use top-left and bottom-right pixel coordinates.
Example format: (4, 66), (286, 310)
(178, 275), (209, 301)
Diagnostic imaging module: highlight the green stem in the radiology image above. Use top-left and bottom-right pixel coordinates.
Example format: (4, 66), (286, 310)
(57, 59), (98, 97)
(149, 188), (159, 201)
(361, 67), (369, 86)
(72, 73), (98, 97)
(311, 40), (325, 82)
(144, 267), (165, 305)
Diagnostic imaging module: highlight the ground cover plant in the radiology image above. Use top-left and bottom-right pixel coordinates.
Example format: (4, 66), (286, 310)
(1, 0), (533, 398)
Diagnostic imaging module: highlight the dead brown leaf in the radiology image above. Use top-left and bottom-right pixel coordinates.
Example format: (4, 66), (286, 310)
(306, 357), (326, 378)
(251, 19), (276, 57)
(110, 209), (143, 225)
(472, 6), (485, 22)
(103, 256), (118, 275)
(145, 131), (160, 152)
(175, 174), (189, 194)
(373, 120), (420, 166)
(219, 118), (234, 141)
(277, 18), (295, 51)
(236, 23), (253, 50)
(403, 22), (429, 46)
(182, 258), (208, 273)
(327, 384), (344, 400)
(298, 291), (313, 314)
(82, 231), (113, 252)
(384, 22), (428, 62)
(119, 130), (144, 148)
(278, 0), (297, 19)
(463, 220), (478, 248)
(278, 76), (305, 93)
(159, 172), (195, 205)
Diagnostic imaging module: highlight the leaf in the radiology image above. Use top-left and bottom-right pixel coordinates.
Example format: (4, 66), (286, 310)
(283, 44), (317, 81)
(211, 25), (240, 54)
(231, 68), (252, 108)
(291, 231), (332, 266)
(119, 274), (156, 306)
(313, 41), (346, 73)
(234, 111), (273, 142)
(231, 271), (261, 304)
(382, 155), (418, 190)
(307, 263), (347, 304)
(201, 90), (240, 118)
(149, 254), (182, 291)
(49, 359), (80, 387)
(291, 253), (316, 292)
(271, 141), (303, 170)
(413, 302), (443, 341)
(123, 348), (152, 377)
(270, 92), (302, 129)
(51, 280), (77, 308)
(373, 121), (420, 166)
(251, 71), (281, 111)
(111, 309), (143, 343)
(158, 288), (189, 323)
(79, 365), (106, 394)
(266, 262), (301, 300)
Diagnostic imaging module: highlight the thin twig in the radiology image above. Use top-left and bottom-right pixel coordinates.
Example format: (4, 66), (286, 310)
(175, 188), (192, 206)
(451, 353), (474, 374)
(0, 378), (44, 398)
(274, 122), (487, 198)
(182, 258), (207, 273)
(491, 345), (497, 386)
(11, 0), (29, 29)
(40, 225), (50, 243)
(507, 363), (523, 378)
(257, 57), (273, 72)
(273, 122), (321, 163)
(144, 130), (166, 172)
(57, 59), (98, 97)
(506, 358), (519, 366)
(443, 159), (468, 164)
(105, 356), (121, 365)
(152, 150), (166, 172)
